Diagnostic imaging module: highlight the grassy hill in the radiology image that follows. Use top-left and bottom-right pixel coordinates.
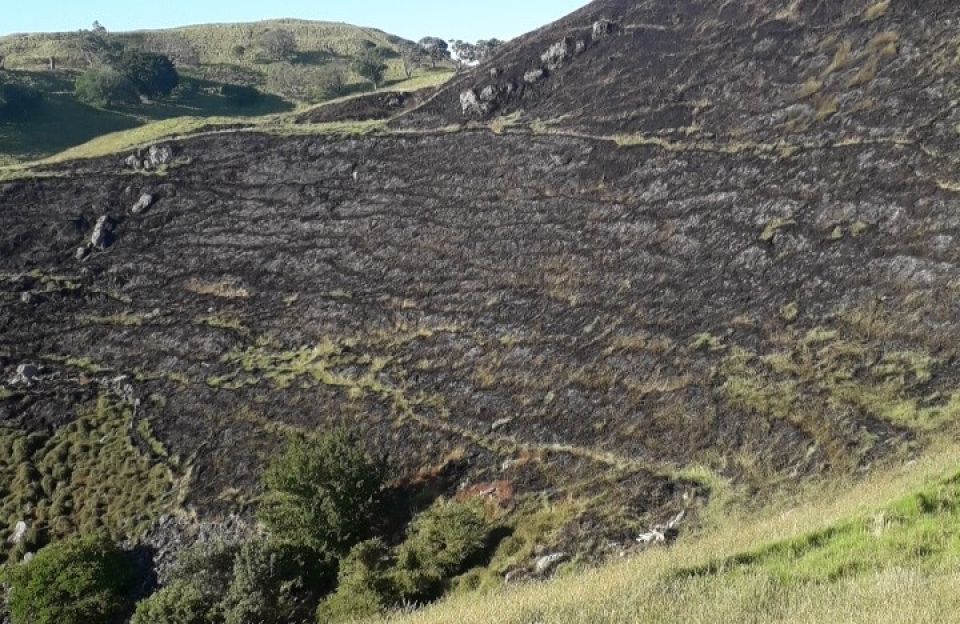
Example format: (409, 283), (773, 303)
(384, 443), (960, 623)
(0, 20), (454, 164)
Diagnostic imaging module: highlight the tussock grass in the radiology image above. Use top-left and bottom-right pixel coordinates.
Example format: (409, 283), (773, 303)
(0, 396), (183, 563)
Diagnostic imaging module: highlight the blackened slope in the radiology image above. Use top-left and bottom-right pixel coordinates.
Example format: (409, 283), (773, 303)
(395, 0), (959, 154)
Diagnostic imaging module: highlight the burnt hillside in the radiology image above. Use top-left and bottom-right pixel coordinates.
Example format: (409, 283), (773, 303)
(3, 0), (960, 568)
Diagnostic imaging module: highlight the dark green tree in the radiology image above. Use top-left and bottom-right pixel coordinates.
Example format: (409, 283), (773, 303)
(393, 499), (490, 601)
(259, 430), (385, 556)
(418, 37), (450, 68)
(116, 51), (179, 98)
(75, 67), (139, 107)
(352, 49), (388, 89)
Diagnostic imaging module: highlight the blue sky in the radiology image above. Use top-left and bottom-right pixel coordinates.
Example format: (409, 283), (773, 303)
(1, 1), (590, 42)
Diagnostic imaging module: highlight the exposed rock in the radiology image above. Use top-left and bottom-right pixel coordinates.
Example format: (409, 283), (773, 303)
(575, 39), (588, 54)
(90, 215), (114, 249)
(21, 551), (34, 563)
(136, 513), (253, 584)
(541, 38), (576, 71)
(524, 68), (546, 84)
(636, 529), (666, 545)
(124, 154), (143, 171)
(75, 245), (91, 261)
(460, 89), (484, 117)
(592, 19), (618, 39)
(461, 88), (499, 118)
(637, 509), (686, 546)
(479, 85), (499, 104)
(534, 552), (568, 575)
(8, 520), (27, 545)
(489, 67), (501, 78)
(19, 292), (32, 304)
(131, 193), (154, 215)
(147, 144), (174, 168)
(9, 364), (40, 386)
(504, 568), (529, 584)
(125, 144), (175, 171)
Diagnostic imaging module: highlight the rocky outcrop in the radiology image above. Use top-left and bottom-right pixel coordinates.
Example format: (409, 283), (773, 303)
(541, 37), (576, 71)
(592, 18), (618, 39)
(523, 68), (546, 84)
(9, 364), (40, 386)
(131, 193), (154, 215)
(7, 521), (27, 545)
(125, 144), (174, 171)
(534, 552), (568, 575)
(90, 215), (115, 249)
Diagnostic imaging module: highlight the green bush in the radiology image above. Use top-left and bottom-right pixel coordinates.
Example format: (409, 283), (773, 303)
(75, 67), (139, 108)
(393, 499), (490, 600)
(116, 51), (179, 97)
(130, 581), (212, 624)
(259, 430), (385, 556)
(3, 537), (135, 624)
(222, 540), (328, 624)
(134, 539), (332, 624)
(316, 539), (396, 622)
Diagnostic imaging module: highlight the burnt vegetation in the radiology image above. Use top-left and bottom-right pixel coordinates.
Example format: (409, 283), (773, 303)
(3, 0), (960, 621)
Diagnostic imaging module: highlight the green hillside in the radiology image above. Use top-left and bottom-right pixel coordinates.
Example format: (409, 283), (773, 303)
(0, 20), (453, 164)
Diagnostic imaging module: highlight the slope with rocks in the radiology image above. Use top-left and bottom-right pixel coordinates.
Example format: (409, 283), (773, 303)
(2, 0), (960, 584)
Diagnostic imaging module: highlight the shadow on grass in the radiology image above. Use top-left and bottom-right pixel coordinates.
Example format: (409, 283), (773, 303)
(0, 72), (294, 163)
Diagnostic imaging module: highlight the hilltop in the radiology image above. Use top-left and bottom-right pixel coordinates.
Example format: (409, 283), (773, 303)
(3, 0), (960, 622)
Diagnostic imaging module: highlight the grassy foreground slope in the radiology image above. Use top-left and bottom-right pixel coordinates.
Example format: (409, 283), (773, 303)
(386, 445), (960, 624)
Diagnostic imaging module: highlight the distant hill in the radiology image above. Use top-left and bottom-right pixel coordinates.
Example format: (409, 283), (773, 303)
(0, 20), (453, 163)
(0, 20), (421, 99)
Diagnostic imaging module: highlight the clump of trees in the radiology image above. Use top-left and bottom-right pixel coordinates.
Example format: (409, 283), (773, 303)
(418, 37), (451, 68)
(72, 22), (180, 108)
(2, 537), (135, 624)
(74, 66), (139, 107)
(451, 39), (504, 70)
(2, 430), (498, 624)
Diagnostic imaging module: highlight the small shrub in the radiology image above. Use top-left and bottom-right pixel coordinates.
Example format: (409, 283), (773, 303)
(393, 499), (490, 600)
(259, 430), (385, 556)
(75, 67), (139, 108)
(316, 538), (396, 623)
(3, 537), (135, 624)
(353, 49), (388, 89)
(130, 581), (212, 624)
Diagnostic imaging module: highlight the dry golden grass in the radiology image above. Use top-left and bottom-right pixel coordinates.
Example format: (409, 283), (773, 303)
(379, 444), (960, 624)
